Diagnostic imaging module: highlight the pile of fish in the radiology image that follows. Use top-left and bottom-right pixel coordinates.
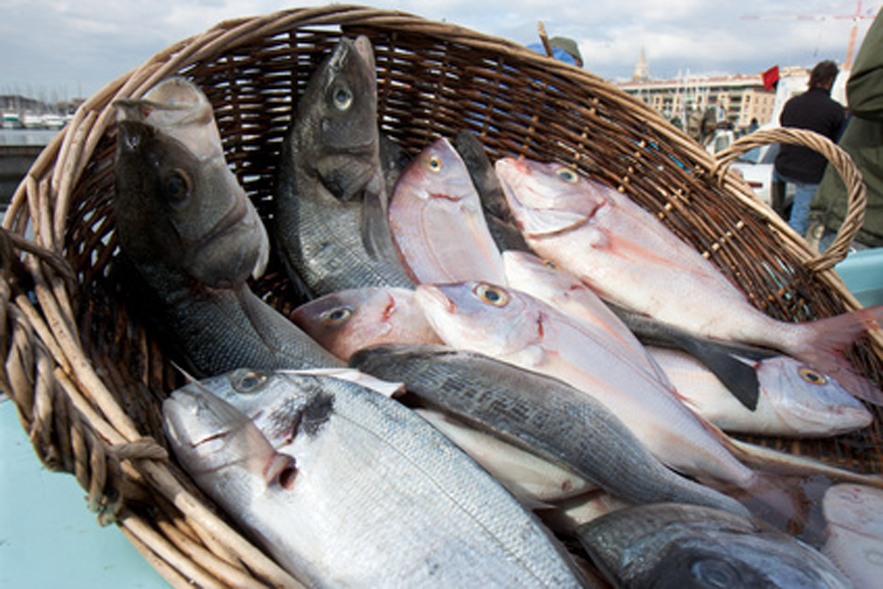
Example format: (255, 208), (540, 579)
(111, 35), (883, 588)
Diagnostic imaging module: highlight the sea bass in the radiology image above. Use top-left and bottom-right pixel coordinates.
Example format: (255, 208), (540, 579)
(164, 369), (589, 588)
(351, 343), (749, 516)
(576, 502), (850, 588)
(822, 483), (883, 588)
(389, 136), (505, 284)
(274, 36), (413, 298)
(414, 281), (759, 489)
(648, 346), (873, 437)
(291, 286), (442, 361)
(495, 157), (883, 404)
(114, 84), (340, 376)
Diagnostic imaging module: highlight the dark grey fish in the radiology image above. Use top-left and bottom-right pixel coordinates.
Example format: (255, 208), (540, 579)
(453, 130), (529, 252)
(114, 116), (341, 377)
(349, 343), (750, 516)
(576, 502), (850, 588)
(273, 36), (414, 298)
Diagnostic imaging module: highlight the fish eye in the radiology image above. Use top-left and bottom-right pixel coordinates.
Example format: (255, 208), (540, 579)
(427, 155), (443, 173)
(164, 169), (192, 203)
(473, 283), (509, 307)
(234, 370), (269, 394)
(332, 85), (353, 111)
(556, 167), (578, 183)
(691, 558), (739, 588)
(320, 306), (352, 323)
(542, 259), (557, 269)
(798, 367), (828, 386)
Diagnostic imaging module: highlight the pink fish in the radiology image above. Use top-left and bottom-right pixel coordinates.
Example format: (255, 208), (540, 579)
(414, 280), (758, 490)
(291, 287), (441, 361)
(495, 157), (883, 404)
(389, 137), (505, 284)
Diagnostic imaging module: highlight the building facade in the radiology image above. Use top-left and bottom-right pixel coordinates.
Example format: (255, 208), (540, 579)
(615, 74), (777, 133)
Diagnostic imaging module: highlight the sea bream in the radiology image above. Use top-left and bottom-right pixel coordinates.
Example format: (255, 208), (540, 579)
(389, 136), (506, 284)
(648, 346), (873, 437)
(163, 369), (590, 588)
(273, 36), (413, 299)
(113, 79), (341, 376)
(291, 286), (442, 361)
(576, 502), (850, 588)
(495, 157), (883, 404)
(351, 344), (750, 516)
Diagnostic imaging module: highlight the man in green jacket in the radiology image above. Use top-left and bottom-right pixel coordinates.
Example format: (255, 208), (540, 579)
(810, 9), (883, 250)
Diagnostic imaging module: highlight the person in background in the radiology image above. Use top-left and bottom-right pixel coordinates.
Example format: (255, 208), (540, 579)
(774, 60), (846, 237)
(810, 9), (883, 251)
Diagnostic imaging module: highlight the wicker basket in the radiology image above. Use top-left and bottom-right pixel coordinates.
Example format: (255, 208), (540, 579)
(2, 4), (881, 587)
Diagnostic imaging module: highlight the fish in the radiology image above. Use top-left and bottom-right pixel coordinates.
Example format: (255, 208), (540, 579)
(414, 407), (597, 507)
(648, 346), (873, 437)
(164, 369), (590, 588)
(350, 343), (750, 516)
(822, 483), (883, 588)
(114, 84), (340, 376)
(502, 250), (671, 385)
(413, 281), (760, 490)
(291, 286), (442, 361)
(452, 131), (529, 252)
(389, 136), (506, 284)
(273, 36), (413, 298)
(495, 156), (883, 405)
(575, 502), (851, 588)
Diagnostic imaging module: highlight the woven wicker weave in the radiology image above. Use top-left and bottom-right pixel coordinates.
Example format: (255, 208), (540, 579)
(2, 5), (881, 587)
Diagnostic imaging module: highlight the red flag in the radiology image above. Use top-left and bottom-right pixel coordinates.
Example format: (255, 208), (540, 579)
(762, 65), (780, 92)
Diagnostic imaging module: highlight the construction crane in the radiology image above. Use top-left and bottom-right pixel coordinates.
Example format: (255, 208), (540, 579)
(743, 1), (878, 69)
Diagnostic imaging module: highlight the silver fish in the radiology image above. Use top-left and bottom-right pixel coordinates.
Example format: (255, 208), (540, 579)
(165, 369), (590, 588)
(577, 502), (851, 588)
(273, 36), (413, 298)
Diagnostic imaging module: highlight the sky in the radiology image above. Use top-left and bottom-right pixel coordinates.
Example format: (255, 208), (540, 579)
(1, 0), (879, 101)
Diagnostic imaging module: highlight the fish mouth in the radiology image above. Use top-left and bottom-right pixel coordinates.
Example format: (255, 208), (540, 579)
(415, 284), (457, 315)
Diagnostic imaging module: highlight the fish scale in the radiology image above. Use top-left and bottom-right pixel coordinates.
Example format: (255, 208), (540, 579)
(167, 369), (591, 587)
(350, 344), (750, 516)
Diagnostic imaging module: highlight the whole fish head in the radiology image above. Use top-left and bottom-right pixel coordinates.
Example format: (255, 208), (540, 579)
(758, 356), (872, 434)
(114, 120), (269, 287)
(188, 369), (337, 447)
(163, 386), (296, 487)
(291, 287), (440, 360)
(116, 77), (223, 161)
(495, 157), (609, 238)
(392, 137), (475, 206)
(414, 282), (545, 358)
(293, 35), (379, 201)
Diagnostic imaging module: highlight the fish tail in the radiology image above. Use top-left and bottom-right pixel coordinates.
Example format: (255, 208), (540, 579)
(785, 305), (883, 405)
(727, 438), (883, 489)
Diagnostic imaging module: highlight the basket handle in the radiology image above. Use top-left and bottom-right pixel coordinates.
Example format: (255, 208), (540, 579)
(713, 127), (867, 272)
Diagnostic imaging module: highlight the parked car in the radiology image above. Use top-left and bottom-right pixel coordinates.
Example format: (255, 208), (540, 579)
(705, 129), (793, 217)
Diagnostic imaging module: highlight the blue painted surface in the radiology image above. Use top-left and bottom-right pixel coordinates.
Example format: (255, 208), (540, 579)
(0, 400), (169, 588)
(835, 247), (883, 308)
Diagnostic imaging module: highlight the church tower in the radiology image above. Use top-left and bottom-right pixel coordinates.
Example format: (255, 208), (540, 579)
(632, 47), (649, 81)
